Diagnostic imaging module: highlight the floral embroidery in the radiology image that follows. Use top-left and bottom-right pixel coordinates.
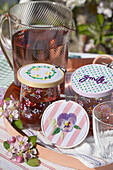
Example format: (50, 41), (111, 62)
(25, 65), (56, 80)
(49, 113), (81, 139)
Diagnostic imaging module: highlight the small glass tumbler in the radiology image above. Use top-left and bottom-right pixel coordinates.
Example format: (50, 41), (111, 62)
(93, 101), (113, 159)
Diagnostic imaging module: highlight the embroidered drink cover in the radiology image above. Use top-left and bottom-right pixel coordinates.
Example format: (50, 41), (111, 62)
(71, 64), (113, 98)
(41, 100), (89, 148)
(17, 63), (64, 88)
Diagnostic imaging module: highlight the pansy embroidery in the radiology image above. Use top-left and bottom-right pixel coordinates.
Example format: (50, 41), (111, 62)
(49, 113), (81, 139)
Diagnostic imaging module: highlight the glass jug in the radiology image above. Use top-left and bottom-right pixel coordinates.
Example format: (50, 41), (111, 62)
(0, 1), (74, 86)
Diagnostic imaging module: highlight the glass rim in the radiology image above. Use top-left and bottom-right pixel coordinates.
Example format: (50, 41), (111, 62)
(93, 101), (113, 127)
(8, 1), (74, 31)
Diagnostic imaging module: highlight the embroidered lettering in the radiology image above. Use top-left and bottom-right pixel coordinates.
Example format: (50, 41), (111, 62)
(79, 75), (107, 84)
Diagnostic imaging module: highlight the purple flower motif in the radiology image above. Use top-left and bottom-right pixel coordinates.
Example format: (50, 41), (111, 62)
(57, 113), (77, 132)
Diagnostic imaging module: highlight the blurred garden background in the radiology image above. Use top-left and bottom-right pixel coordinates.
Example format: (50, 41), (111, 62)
(0, 0), (113, 54)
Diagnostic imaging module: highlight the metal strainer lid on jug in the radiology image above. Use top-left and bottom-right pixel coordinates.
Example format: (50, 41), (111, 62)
(71, 64), (113, 98)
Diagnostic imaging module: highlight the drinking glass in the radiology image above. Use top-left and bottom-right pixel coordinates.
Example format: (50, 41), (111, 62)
(93, 101), (113, 159)
(0, 1), (74, 86)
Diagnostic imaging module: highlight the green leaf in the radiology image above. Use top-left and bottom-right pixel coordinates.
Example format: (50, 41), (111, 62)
(26, 158), (39, 167)
(94, 39), (100, 46)
(100, 35), (104, 43)
(98, 50), (105, 54)
(74, 125), (81, 129)
(12, 118), (23, 130)
(78, 24), (98, 38)
(78, 24), (88, 32)
(52, 127), (60, 135)
(3, 141), (10, 150)
(87, 0), (92, 2)
(104, 33), (113, 39)
(103, 22), (113, 30)
(87, 24), (99, 36)
(97, 14), (104, 26)
(5, 98), (10, 101)
(95, 23), (101, 32)
(28, 136), (37, 147)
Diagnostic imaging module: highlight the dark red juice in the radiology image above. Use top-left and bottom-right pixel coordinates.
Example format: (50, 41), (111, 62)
(19, 85), (60, 130)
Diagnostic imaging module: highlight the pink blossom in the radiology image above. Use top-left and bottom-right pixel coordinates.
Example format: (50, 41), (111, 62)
(3, 100), (17, 111)
(3, 100), (11, 109)
(3, 110), (12, 118)
(24, 152), (33, 161)
(13, 141), (23, 152)
(85, 39), (95, 52)
(10, 95), (15, 102)
(6, 143), (14, 159)
(0, 99), (4, 107)
(30, 148), (37, 155)
(4, 135), (37, 165)
(24, 142), (33, 151)
(7, 136), (16, 144)
(12, 110), (19, 120)
(3, 109), (19, 122)
(15, 135), (29, 152)
(16, 156), (23, 163)
(1, 98), (19, 122)
(16, 135), (28, 145)
(0, 107), (3, 117)
(12, 146), (20, 154)
(24, 148), (37, 161)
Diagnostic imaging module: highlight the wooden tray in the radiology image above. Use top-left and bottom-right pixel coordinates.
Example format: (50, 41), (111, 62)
(4, 83), (113, 170)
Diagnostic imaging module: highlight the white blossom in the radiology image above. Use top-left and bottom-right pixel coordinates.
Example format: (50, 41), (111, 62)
(97, 2), (104, 14)
(97, 1), (112, 18)
(103, 8), (112, 18)
(63, 0), (86, 9)
(85, 39), (95, 52)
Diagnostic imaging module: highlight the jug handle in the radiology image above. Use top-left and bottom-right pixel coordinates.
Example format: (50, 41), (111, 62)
(93, 54), (113, 64)
(0, 13), (13, 69)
